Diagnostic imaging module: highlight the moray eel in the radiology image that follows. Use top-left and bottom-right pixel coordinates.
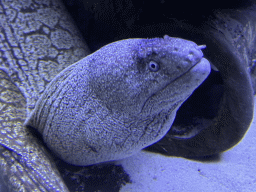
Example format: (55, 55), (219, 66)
(0, 0), (210, 189)
(0, 0), (254, 191)
(25, 36), (210, 166)
(0, 0), (89, 191)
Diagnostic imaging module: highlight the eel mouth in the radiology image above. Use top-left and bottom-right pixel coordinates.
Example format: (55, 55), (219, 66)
(170, 68), (223, 139)
(151, 56), (212, 139)
(146, 32), (254, 157)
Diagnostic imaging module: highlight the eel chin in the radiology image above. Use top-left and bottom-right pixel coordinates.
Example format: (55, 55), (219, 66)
(145, 29), (254, 157)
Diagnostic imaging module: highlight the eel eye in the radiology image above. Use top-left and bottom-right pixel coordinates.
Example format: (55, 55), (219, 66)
(148, 61), (160, 72)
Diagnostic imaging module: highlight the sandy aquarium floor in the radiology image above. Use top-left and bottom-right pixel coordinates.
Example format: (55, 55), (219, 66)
(117, 96), (256, 192)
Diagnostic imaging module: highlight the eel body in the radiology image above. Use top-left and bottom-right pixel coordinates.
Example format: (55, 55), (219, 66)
(0, 0), (90, 191)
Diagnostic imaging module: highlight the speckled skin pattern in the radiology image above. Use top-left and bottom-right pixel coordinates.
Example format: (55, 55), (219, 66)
(0, 0), (90, 191)
(25, 36), (211, 166)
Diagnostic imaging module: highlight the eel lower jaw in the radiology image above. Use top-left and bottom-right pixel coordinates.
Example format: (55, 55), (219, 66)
(158, 57), (213, 139)
(169, 69), (223, 139)
(172, 60), (220, 138)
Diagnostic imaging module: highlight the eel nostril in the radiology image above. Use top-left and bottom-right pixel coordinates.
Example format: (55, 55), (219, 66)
(174, 47), (179, 51)
(189, 51), (194, 56)
(186, 51), (196, 62)
(185, 57), (192, 63)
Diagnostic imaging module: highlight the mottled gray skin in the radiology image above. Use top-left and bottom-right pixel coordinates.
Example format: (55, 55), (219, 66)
(0, 0), (90, 191)
(25, 35), (211, 166)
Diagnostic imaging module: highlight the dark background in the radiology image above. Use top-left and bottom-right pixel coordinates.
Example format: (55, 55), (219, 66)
(61, 0), (254, 51)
